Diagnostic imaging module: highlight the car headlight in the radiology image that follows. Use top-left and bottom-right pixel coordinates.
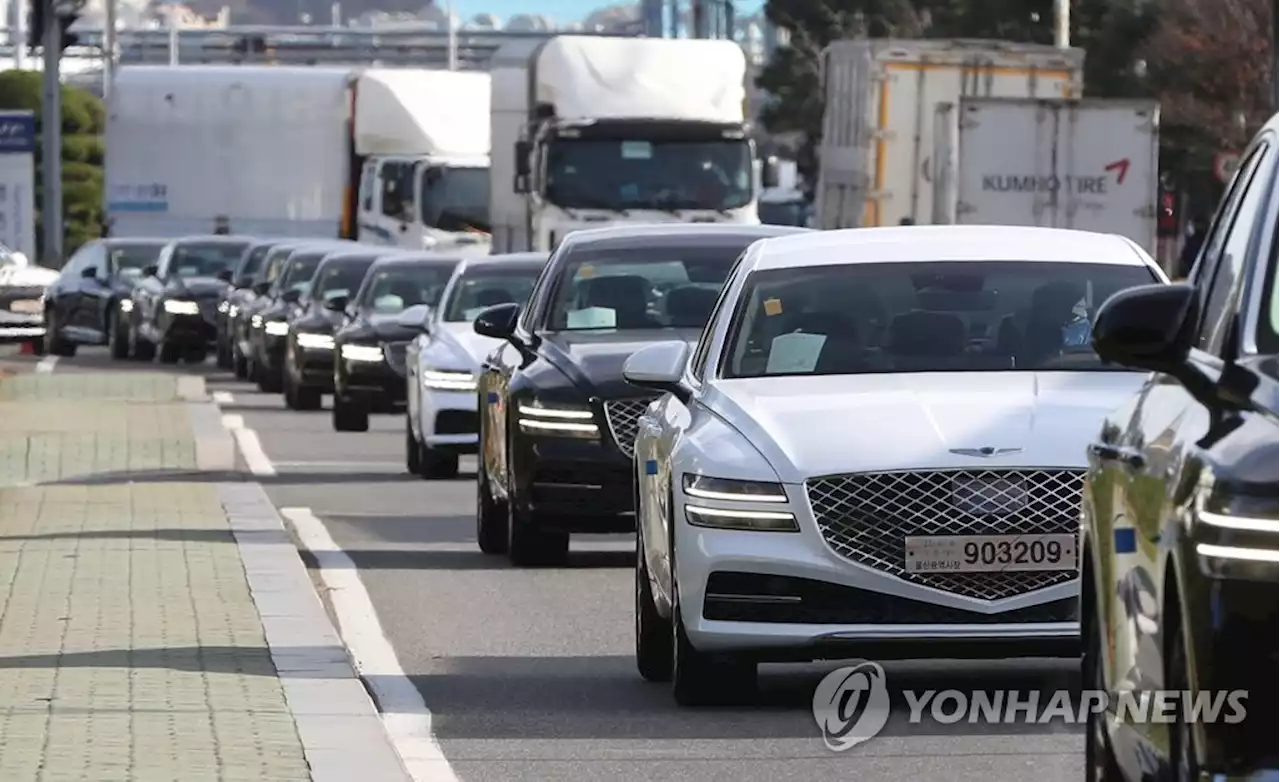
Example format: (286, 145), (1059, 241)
(421, 368), (476, 392)
(684, 504), (799, 532)
(119, 299), (134, 313)
(250, 314), (264, 328)
(228, 304), (239, 317)
(682, 474), (788, 503)
(264, 320), (290, 336)
(164, 299), (200, 316)
(217, 301), (229, 314)
(516, 400), (599, 437)
(341, 343), (384, 362)
(296, 332), (334, 351)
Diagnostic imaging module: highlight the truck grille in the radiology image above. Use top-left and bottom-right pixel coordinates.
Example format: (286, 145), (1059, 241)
(383, 341), (410, 376)
(805, 469), (1084, 602)
(603, 397), (657, 459)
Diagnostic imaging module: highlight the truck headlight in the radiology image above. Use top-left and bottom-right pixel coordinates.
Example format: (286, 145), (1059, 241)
(341, 343), (383, 362)
(264, 320), (290, 336)
(164, 299), (200, 316)
(421, 368), (476, 392)
(296, 332), (334, 351)
(516, 400), (598, 437)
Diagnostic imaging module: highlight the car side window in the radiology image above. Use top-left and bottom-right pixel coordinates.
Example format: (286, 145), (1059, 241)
(520, 250), (562, 334)
(1191, 146), (1266, 287)
(690, 251), (748, 383)
(1197, 142), (1273, 352)
(60, 246), (90, 280)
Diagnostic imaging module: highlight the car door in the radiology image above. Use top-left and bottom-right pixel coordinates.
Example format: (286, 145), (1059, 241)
(137, 245), (171, 338)
(1107, 129), (1276, 765)
(48, 246), (90, 333)
(76, 243), (113, 339)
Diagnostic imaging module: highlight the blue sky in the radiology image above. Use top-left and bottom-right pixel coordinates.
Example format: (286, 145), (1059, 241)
(449, 0), (764, 25)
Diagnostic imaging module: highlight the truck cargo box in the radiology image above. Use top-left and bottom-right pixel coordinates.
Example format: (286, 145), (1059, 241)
(353, 69), (490, 158)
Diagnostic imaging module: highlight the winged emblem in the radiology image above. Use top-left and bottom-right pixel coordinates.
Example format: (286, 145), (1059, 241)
(948, 446), (1023, 458)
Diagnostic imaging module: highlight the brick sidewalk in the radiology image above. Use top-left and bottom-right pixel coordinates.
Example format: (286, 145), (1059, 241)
(0, 372), (409, 781)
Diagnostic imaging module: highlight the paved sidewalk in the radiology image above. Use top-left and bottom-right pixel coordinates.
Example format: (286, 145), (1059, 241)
(0, 372), (410, 781)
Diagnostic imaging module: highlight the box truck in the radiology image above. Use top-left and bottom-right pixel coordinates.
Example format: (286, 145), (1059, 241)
(105, 65), (491, 252)
(815, 38), (1085, 229)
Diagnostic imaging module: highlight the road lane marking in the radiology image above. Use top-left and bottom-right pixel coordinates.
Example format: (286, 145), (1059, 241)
(282, 507), (460, 782)
(35, 356), (57, 373)
(212, 390), (234, 404)
(220, 413), (276, 476)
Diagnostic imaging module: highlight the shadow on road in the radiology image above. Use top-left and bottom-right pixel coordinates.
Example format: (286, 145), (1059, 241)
(303, 547), (632, 571)
(40, 468), (420, 486)
(0, 644), (349, 679)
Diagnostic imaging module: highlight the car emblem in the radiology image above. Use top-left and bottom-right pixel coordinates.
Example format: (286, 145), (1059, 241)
(949, 446), (1023, 457)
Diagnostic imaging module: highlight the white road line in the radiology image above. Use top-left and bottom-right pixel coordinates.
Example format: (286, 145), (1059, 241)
(35, 356), (57, 374)
(283, 507), (459, 782)
(220, 414), (276, 476)
(212, 390), (234, 404)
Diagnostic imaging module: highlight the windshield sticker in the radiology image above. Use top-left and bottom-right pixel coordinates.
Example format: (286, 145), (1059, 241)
(621, 141), (653, 160)
(578, 265), (597, 279)
(763, 298), (783, 317)
(566, 307), (617, 329)
(373, 294), (404, 313)
(766, 333), (826, 374)
(177, 266), (200, 276)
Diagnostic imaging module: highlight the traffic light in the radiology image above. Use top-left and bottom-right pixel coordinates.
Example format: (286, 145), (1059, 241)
(27, 0), (83, 53)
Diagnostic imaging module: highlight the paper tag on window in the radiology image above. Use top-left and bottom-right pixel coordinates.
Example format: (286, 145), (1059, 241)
(374, 294), (404, 313)
(566, 307), (617, 329)
(763, 298), (783, 316)
(621, 141), (653, 160)
(766, 332), (826, 374)
(579, 265), (597, 279)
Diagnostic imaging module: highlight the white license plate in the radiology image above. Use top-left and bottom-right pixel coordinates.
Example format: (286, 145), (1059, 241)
(904, 534), (1076, 573)
(8, 299), (40, 314)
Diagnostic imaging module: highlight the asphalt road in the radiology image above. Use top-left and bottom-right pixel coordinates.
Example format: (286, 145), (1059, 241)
(30, 346), (1088, 782)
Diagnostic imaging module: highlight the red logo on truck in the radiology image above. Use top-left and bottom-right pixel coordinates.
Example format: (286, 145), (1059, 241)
(1104, 159), (1130, 185)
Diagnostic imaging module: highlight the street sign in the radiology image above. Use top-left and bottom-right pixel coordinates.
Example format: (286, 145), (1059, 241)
(1213, 151), (1242, 183)
(0, 111), (38, 262)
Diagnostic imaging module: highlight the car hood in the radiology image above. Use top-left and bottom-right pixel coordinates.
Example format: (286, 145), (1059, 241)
(170, 276), (228, 297)
(0, 264), (57, 288)
(708, 371), (1150, 482)
(367, 313), (419, 342)
(540, 329), (701, 399)
(428, 321), (505, 371)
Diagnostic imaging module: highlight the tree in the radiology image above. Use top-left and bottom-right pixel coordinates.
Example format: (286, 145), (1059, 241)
(0, 69), (105, 263)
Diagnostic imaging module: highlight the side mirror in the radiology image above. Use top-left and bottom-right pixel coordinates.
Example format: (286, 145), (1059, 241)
(325, 295), (349, 312)
(473, 302), (521, 341)
(281, 289), (302, 304)
(216, 269), (234, 283)
(81, 265), (98, 279)
(396, 303), (433, 331)
(1092, 283), (1199, 375)
(233, 276), (253, 289)
(142, 264), (158, 278)
(622, 341), (692, 402)
(515, 140), (531, 177)
(761, 156), (781, 189)
(252, 281), (271, 296)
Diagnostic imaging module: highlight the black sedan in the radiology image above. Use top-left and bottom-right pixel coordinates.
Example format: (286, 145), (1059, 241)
(233, 241), (316, 379)
(125, 235), (253, 363)
(44, 237), (167, 358)
(473, 223), (810, 565)
(249, 243), (353, 393)
(218, 238), (287, 370)
(331, 253), (463, 432)
(283, 249), (388, 410)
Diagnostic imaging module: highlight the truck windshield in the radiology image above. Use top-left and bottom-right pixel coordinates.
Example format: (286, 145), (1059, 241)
(421, 167), (490, 233)
(544, 138), (753, 213)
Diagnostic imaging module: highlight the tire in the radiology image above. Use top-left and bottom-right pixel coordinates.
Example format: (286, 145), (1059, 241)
(29, 336), (44, 356)
(419, 446), (460, 480)
(476, 460), (509, 555)
(283, 372), (301, 410)
(257, 362), (283, 393)
(670, 534), (756, 706)
(46, 313), (75, 357)
(233, 345), (249, 379)
(107, 312), (130, 360)
(1084, 585), (1124, 782)
(185, 347), (207, 364)
(130, 322), (155, 362)
(294, 384), (322, 411)
(332, 395), (369, 432)
(216, 339), (232, 369)
(636, 522), (673, 682)
(1167, 611), (1199, 782)
(507, 504), (569, 567)
(405, 417), (421, 473)
(158, 341), (182, 364)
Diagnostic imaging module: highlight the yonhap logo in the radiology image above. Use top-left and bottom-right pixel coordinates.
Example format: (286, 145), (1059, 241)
(811, 661), (891, 751)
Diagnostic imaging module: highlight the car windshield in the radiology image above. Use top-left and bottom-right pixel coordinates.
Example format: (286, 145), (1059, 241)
(170, 242), (250, 278)
(721, 260), (1160, 378)
(544, 245), (739, 331)
(443, 268), (539, 321)
(110, 243), (163, 277)
(311, 259), (376, 305)
(358, 265), (456, 315)
(258, 249), (298, 284)
(544, 138), (753, 212)
(240, 244), (274, 278)
(1259, 226), (1278, 356)
(278, 254), (325, 294)
(420, 166), (490, 232)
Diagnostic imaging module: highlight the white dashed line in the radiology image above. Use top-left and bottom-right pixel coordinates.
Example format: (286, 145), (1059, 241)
(35, 356), (57, 373)
(220, 414), (276, 476)
(211, 390), (234, 404)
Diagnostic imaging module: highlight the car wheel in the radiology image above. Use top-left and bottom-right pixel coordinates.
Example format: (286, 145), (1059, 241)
(636, 518), (673, 682)
(419, 446), (460, 480)
(107, 312), (130, 359)
(405, 417), (421, 473)
(158, 341), (182, 364)
(46, 312), (75, 357)
(476, 460), (509, 555)
(670, 542), (756, 706)
(1167, 612), (1199, 782)
(185, 347), (208, 364)
(507, 502), (569, 567)
(29, 336), (44, 355)
(232, 344), (249, 379)
(257, 363), (282, 393)
(295, 384), (322, 411)
(283, 372), (300, 410)
(130, 322), (155, 361)
(332, 395), (369, 432)
(1084, 586), (1123, 782)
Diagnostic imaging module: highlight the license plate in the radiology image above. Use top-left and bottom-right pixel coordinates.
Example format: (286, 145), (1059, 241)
(7, 299), (40, 314)
(904, 534), (1076, 573)
(951, 474), (1028, 515)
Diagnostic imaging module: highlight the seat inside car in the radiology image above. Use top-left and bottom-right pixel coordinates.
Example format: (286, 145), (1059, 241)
(786, 311), (865, 374)
(664, 285), (719, 327)
(581, 275), (659, 329)
(1019, 281), (1084, 365)
(887, 310), (966, 365)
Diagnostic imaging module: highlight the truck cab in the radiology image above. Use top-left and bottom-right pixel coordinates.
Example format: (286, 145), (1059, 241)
(357, 155), (491, 254)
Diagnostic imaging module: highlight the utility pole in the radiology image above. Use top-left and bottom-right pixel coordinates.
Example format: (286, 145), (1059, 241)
(103, 0), (116, 101)
(14, 0), (25, 69)
(445, 0), (456, 70)
(1053, 0), (1069, 48)
(41, 0), (62, 265)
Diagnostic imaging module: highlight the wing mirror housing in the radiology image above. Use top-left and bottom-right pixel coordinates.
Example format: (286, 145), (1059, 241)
(252, 280), (271, 296)
(622, 341), (692, 403)
(514, 140), (532, 193)
(142, 264), (158, 278)
(81, 265), (98, 279)
(473, 302), (521, 342)
(216, 269), (234, 283)
(325, 294), (349, 312)
(281, 289), (301, 304)
(396, 303), (433, 331)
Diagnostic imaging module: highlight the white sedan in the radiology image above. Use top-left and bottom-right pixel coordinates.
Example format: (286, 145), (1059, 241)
(623, 225), (1169, 706)
(400, 252), (548, 478)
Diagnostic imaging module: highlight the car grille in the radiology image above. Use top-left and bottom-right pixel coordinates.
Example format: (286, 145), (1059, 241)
(603, 397), (658, 459)
(383, 341), (410, 376)
(805, 469), (1085, 602)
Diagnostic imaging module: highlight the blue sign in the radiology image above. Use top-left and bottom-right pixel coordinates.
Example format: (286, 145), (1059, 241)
(0, 113), (35, 155)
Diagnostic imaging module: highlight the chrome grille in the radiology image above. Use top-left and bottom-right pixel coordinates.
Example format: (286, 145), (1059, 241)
(806, 469), (1085, 602)
(603, 397), (658, 458)
(383, 341), (410, 375)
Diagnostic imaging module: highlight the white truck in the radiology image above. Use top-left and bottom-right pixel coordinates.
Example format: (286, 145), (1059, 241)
(489, 35), (776, 253)
(105, 65), (492, 252)
(931, 97), (1161, 252)
(815, 38), (1085, 229)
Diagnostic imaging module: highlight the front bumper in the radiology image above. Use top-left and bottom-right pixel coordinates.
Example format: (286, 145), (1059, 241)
(511, 433), (634, 532)
(672, 482), (1078, 661)
(338, 357), (406, 405)
(421, 388), (480, 452)
(0, 324), (44, 342)
(290, 344), (336, 391)
(161, 313), (217, 347)
(257, 332), (288, 372)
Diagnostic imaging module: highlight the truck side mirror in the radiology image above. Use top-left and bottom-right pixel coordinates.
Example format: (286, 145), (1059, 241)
(515, 141), (531, 178)
(761, 156), (780, 189)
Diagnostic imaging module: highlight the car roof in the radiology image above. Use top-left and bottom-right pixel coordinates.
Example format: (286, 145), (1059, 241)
(750, 225), (1154, 271)
(457, 252), (548, 272)
(170, 235), (256, 244)
(371, 253), (465, 267)
(104, 237), (168, 246)
(561, 223), (811, 252)
(317, 250), (385, 264)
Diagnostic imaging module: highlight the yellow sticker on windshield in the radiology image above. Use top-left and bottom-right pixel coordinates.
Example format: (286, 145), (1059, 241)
(763, 298), (783, 316)
(579, 265), (596, 279)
